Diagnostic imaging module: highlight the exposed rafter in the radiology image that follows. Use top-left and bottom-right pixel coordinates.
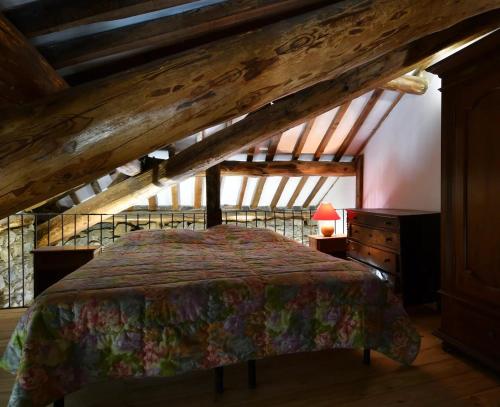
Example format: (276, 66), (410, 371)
(354, 92), (405, 156)
(334, 89), (385, 162)
(302, 103), (351, 208)
(4, 0), (196, 38)
(287, 177), (308, 209)
(1, 1), (495, 219)
(37, 0), (333, 72)
(0, 13), (67, 109)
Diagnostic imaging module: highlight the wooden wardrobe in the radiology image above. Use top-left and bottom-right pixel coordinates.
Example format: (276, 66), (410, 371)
(430, 31), (500, 371)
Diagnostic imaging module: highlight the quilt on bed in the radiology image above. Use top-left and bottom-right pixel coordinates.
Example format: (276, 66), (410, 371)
(2, 225), (420, 406)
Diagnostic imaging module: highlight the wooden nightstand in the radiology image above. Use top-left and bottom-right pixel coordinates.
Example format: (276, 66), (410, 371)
(32, 246), (99, 297)
(308, 234), (347, 259)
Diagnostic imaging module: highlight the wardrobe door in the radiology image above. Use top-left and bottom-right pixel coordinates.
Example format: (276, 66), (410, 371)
(452, 75), (500, 306)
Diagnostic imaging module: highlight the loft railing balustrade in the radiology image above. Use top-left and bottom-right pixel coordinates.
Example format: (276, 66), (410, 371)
(0, 209), (347, 309)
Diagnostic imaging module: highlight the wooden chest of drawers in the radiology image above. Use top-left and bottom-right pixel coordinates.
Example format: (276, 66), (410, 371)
(32, 246), (99, 297)
(346, 209), (440, 305)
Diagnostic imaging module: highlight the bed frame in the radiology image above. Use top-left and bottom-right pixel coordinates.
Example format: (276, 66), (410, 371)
(53, 350), (371, 406)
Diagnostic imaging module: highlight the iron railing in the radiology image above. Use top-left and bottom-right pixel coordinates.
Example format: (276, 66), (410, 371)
(0, 209), (348, 309)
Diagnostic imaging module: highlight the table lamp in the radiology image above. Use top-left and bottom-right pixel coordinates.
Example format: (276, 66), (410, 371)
(312, 202), (341, 237)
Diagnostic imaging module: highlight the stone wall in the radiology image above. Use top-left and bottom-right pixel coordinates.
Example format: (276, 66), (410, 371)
(0, 211), (339, 308)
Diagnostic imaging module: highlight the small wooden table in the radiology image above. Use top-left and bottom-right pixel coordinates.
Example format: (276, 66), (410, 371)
(308, 234), (347, 259)
(32, 246), (99, 297)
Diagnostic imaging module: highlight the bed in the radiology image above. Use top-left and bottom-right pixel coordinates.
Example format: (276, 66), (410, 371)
(1, 225), (420, 407)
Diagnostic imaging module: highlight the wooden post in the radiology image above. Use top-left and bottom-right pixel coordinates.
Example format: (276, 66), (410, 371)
(206, 165), (222, 228)
(355, 155), (364, 209)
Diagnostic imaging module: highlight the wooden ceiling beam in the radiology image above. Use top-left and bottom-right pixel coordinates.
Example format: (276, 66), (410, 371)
(312, 103), (350, 161)
(220, 161), (356, 177)
(39, 0), (333, 71)
(4, 0), (195, 38)
(0, 13), (67, 109)
(266, 135), (281, 161)
(333, 89), (384, 162)
(287, 177), (307, 209)
(250, 178), (266, 209)
(302, 102), (350, 208)
(270, 177), (289, 210)
(1, 1), (494, 219)
(291, 120), (314, 160)
(384, 75), (428, 95)
(354, 91), (405, 156)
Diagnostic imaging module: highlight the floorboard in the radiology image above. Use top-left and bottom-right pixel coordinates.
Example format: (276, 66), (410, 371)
(0, 307), (498, 406)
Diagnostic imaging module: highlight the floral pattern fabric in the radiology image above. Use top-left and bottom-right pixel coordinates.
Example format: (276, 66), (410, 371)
(2, 225), (420, 406)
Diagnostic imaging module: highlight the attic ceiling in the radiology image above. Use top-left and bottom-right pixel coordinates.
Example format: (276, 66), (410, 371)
(1, 0), (497, 216)
(57, 87), (405, 211)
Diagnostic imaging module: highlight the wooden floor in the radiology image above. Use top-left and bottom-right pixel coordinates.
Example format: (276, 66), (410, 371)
(0, 307), (499, 407)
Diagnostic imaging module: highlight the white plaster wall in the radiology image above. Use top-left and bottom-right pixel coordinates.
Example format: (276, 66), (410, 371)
(323, 177), (356, 210)
(362, 72), (441, 211)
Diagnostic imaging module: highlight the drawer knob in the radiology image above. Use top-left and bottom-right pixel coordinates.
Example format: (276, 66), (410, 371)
(385, 221), (392, 226)
(369, 234), (373, 238)
(384, 258), (391, 263)
(386, 237), (392, 242)
(367, 252), (371, 256)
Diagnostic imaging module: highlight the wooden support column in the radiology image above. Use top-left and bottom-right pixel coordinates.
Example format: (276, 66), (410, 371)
(206, 165), (222, 228)
(1, 1), (496, 218)
(355, 155), (364, 209)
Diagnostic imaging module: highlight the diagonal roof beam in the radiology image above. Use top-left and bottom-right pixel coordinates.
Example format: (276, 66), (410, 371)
(302, 102), (350, 207)
(0, 13), (67, 109)
(333, 89), (384, 162)
(35, 13), (500, 242)
(5, 0), (195, 38)
(38, 0), (334, 72)
(1, 1), (495, 219)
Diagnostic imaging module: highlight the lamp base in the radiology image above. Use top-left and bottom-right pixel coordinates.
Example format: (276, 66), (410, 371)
(320, 225), (335, 237)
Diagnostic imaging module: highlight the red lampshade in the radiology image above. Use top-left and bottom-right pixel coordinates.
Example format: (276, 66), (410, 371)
(312, 202), (341, 221)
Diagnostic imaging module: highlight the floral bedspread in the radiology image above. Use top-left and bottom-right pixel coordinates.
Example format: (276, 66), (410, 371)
(2, 225), (420, 406)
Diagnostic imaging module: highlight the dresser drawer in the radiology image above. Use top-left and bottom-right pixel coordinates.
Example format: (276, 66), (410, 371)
(348, 211), (399, 231)
(347, 240), (398, 274)
(349, 224), (400, 251)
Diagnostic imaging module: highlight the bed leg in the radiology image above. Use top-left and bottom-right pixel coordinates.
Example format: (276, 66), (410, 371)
(214, 366), (224, 394)
(248, 360), (256, 389)
(363, 348), (371, 365)
(53, 397), (64, 407)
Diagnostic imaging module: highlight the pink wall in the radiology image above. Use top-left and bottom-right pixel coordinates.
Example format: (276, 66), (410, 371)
(363, 72), (441, 211)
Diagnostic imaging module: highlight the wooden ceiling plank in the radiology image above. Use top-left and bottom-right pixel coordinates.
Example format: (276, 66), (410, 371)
(11, 8), (499, 220)
(287, 177), (308, 209)
(0, 13), (67, 109)
(5, 0), (195, 38)
(333, 89), (384, 162)
(39, 0), (333, 71)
